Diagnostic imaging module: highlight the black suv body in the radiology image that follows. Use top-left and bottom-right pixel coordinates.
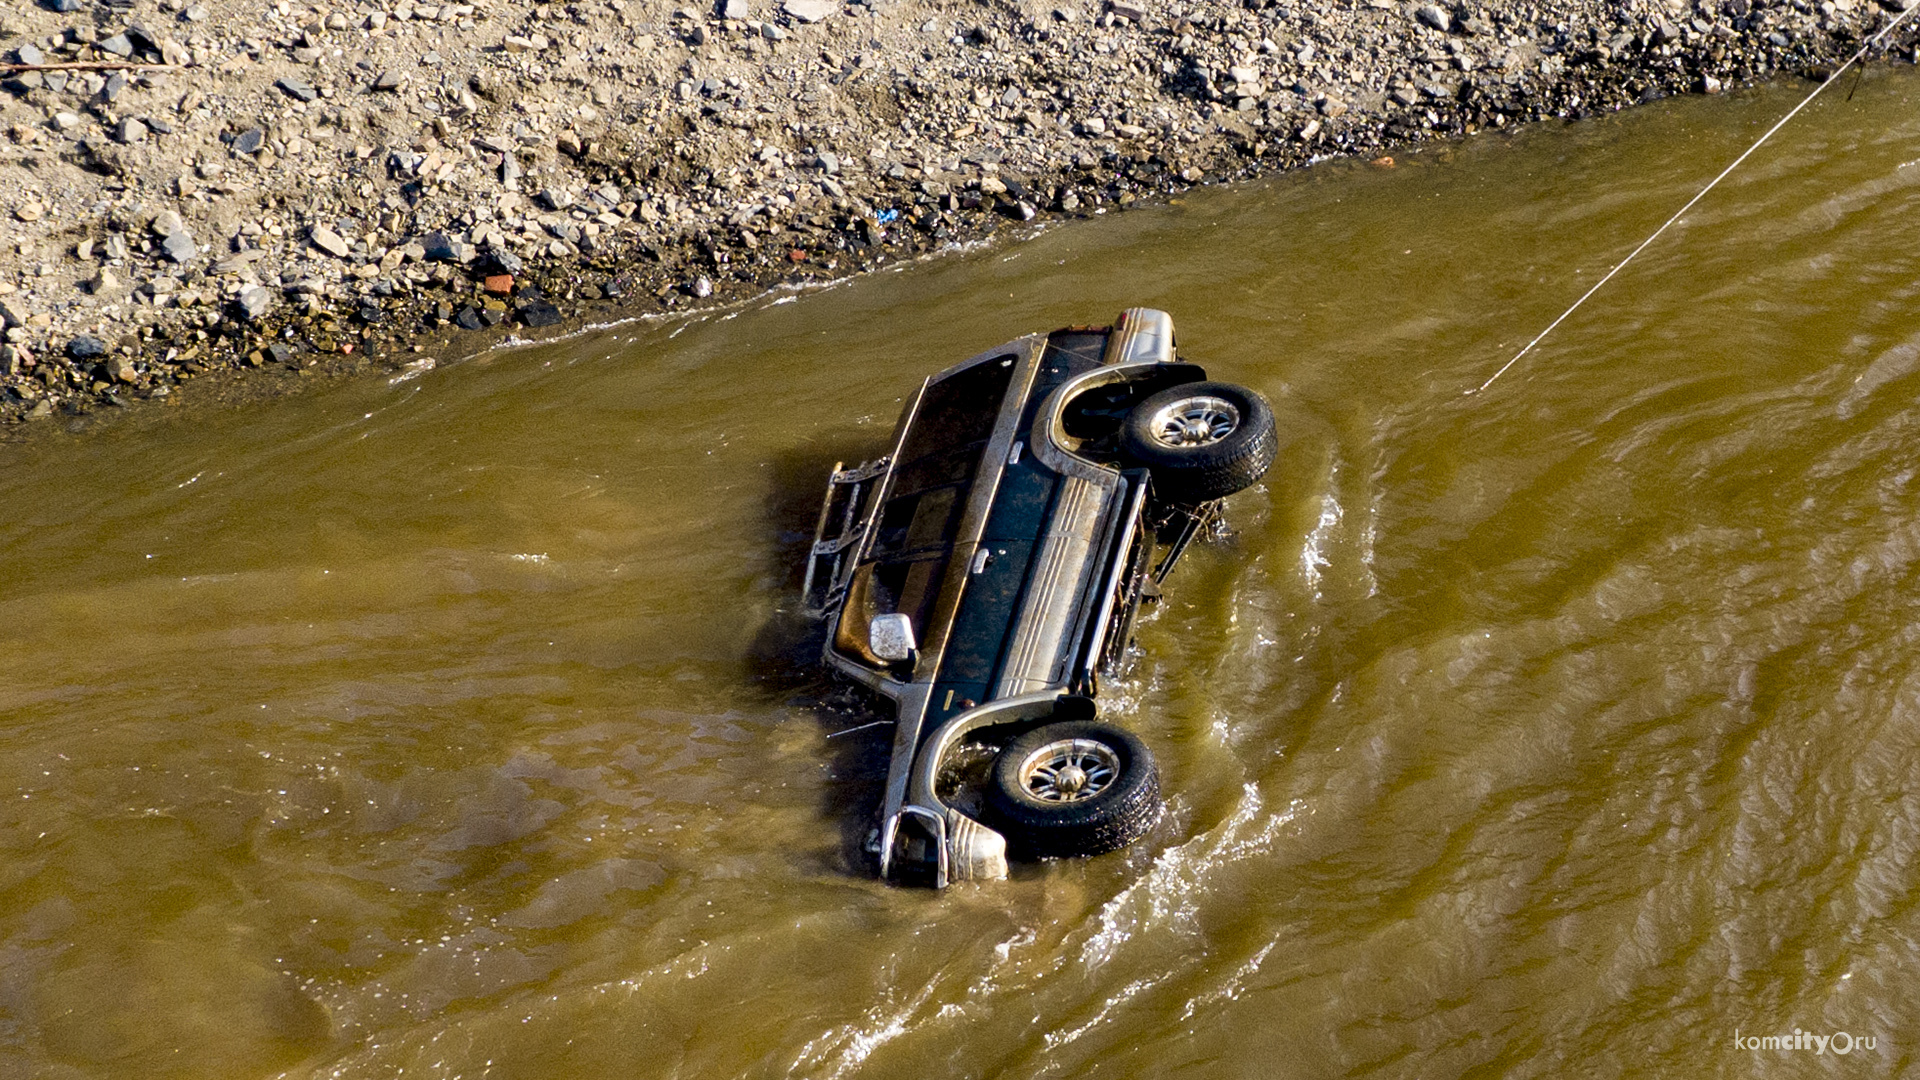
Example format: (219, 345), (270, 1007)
(804, 309), (1274, 886)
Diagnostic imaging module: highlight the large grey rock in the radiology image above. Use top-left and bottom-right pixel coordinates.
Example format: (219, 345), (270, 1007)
(276, 77), (319, 102)
(420, 231), (475, 262)
(68, 335), (108, 360)
(783, 0), (835, 22)
(309, 225), (352, 258)
(236, 284), (276, 320)
(161, 230), (197, 263)
(1415, 4), (1451, 31)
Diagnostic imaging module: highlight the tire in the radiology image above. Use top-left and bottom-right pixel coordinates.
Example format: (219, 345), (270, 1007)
(1120, 381), (1276, 504)
(985, 721), (1161, 859)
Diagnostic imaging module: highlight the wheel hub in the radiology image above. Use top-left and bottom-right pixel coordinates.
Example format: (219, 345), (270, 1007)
(1055, 764), (1088, 795)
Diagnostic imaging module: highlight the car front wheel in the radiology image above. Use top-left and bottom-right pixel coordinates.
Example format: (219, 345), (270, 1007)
(986, 721), (1161, 859)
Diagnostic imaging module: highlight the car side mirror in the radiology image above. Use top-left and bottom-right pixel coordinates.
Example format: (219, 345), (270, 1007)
(869, 613), (917, 663)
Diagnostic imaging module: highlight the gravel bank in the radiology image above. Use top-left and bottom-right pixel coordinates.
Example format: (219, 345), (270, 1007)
(0, 0), (1909, 429)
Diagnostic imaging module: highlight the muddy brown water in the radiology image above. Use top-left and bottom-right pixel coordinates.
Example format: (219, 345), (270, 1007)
(6, 70), (1920, 1079)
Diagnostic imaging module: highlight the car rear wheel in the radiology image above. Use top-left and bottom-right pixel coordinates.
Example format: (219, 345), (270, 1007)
(1120, 380), (1276, 504)
(986, 721), (1161, 858)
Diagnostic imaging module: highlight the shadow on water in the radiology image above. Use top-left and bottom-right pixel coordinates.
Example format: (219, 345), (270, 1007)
(747, 435), (900, 878)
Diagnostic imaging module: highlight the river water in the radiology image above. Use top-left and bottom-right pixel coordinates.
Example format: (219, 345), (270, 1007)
(4, 69), (1920, 1079)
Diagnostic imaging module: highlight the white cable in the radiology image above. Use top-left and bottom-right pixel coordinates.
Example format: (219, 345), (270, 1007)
(1469, 6), (1920, 396)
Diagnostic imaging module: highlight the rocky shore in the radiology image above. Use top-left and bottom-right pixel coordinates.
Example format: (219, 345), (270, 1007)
(0, 0), (1909, 429)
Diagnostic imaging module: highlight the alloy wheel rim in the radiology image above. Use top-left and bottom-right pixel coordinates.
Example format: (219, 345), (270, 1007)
(1148, 395), (1240, 447)
(1018, 738), (1121, 802)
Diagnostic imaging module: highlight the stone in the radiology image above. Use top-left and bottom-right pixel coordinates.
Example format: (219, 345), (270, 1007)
(783, 0), (835, 21)
(420, 231), (474, 262)
(720, 0), (748, 16)
(106, 355), (137, 382)
(1110, 0), (1146, 20)
(275, 77), (319, 102)
(68, 335), (108, 359)
(101, 73), (128, 102)
(691, 275), (714, 298)
(212, 249), (265, 274)
(309, 225), (352, 258)
(236, 284), (275, 320)
(373, 70), (402, 90)
(49, 0), (82, 10)
(96, 33), (135, 58)
(16, 45), (44, 66)
(232, 127), (264, 155)
(15, 203), (43, 223)
(150, 211), (185, 237)
(161, 231), (197, 263)
(116, 117), (147, 143)
(483, 273), (514, 295)
(453, 306), (486, 330)
(265, 343), (296, 366)
(1415, 4), (1450, 31)
(87, 267), (119, 293)
(519, 300), (562, 327)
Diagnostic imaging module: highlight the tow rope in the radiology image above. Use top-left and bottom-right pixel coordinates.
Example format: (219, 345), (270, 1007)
(1470, 4), (1920, 396)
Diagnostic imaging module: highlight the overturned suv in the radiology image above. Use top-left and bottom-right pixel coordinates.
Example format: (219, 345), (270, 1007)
(803, 309), (1274, 886)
